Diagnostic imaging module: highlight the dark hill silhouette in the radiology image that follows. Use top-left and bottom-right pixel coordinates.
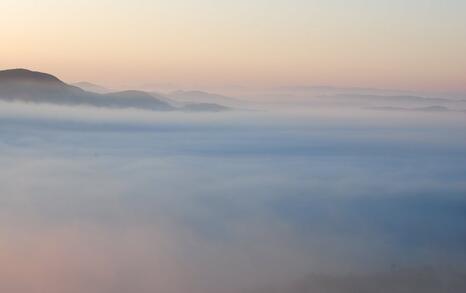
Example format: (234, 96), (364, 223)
(0, 68), (63, 83)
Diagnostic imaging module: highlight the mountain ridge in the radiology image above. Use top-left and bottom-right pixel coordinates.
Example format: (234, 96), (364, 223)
(0, 69), (230, 112)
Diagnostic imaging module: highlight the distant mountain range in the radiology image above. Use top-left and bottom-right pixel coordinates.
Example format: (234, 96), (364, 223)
(0, 69), (231, 112)
(252, 85), (466, 109)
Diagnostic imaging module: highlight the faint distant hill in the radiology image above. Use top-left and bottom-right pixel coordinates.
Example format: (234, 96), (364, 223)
(181, 102), (231, 112)
(335, 94), (453, 104)
(72, 81), (111, 93)
(367, 105), (456, 112)
(0, 69), (229, 112)
(168, 90), (241, 106)
(252, 267), (466, 293)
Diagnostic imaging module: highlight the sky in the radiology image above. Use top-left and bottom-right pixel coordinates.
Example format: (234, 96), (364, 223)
(1, 0), (465, 91)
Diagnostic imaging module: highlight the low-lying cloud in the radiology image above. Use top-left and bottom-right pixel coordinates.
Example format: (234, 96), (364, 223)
(1, 102), (466, 292)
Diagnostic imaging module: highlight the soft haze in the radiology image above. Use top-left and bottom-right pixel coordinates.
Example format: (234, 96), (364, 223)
(1, 0), (466, 91)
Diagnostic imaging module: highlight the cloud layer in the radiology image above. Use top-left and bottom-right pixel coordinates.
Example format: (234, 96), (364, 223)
(1, 102), (466, 292)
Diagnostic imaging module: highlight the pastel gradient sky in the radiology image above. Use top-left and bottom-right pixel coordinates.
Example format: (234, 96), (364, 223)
(1, 0), (465, 91)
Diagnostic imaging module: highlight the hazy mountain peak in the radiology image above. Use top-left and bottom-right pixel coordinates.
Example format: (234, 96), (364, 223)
(72, 81), (110, 93)
(108, 90), (154, 98)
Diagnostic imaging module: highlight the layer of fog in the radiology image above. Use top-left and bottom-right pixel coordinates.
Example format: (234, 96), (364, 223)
(1, 101), (466, 293)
